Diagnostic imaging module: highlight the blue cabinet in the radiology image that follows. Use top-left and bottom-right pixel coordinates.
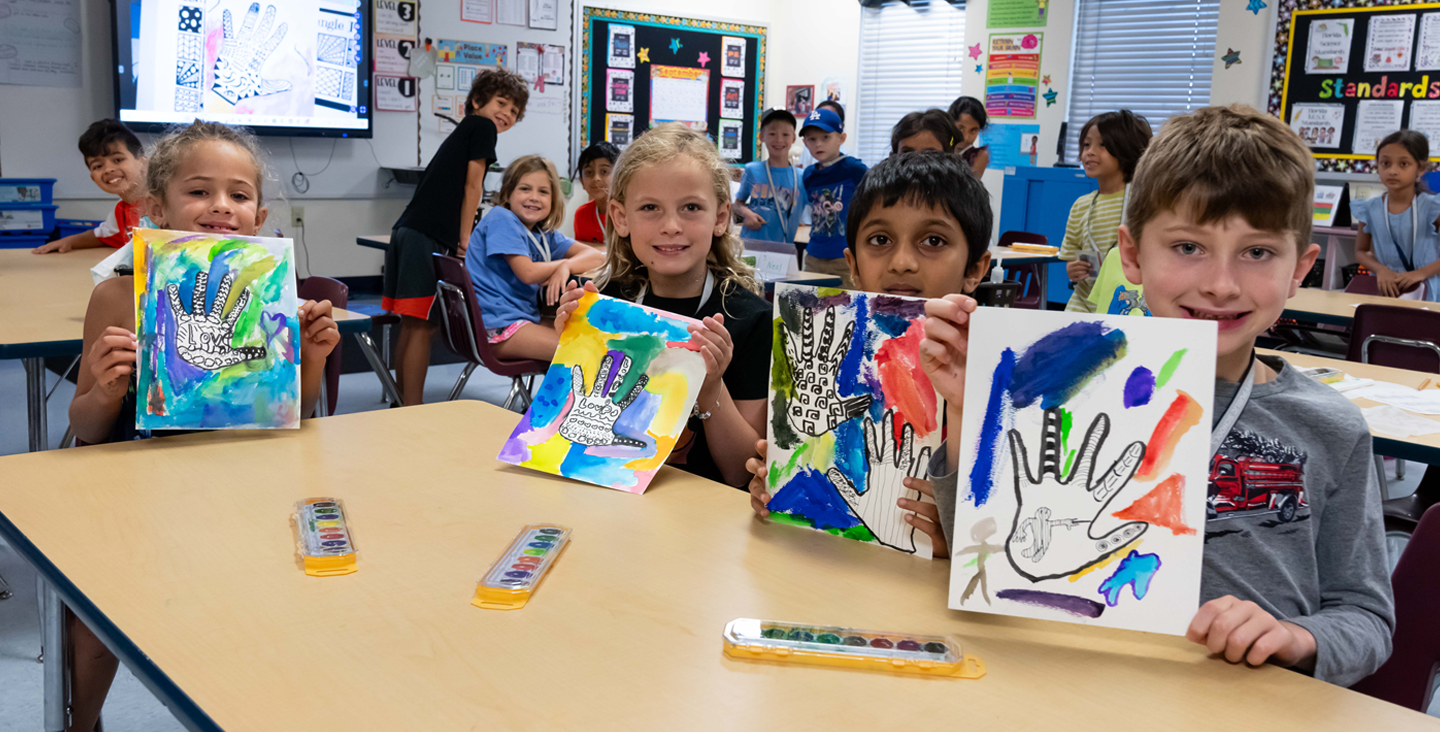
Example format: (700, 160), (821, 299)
(999, 166), (1097, 306)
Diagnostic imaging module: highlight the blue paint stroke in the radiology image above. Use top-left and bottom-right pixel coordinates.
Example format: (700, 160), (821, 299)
(836, 293), (870, 399)
(1123, 366), (1155, 409)
(1097, 550), (1162, 607)
(526, 363), (574, 428)
(830, 417), (868, 481)
(1009, 321), (1127, 409)
(996, 589), (1106, 618)
(560, 446), (644, 492)
(767, 467), (861, 531)
(967, 348), (1016, 506)
(586, 297), (692, 341)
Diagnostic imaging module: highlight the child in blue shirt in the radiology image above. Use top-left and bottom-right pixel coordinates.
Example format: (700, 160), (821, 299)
(1353, 130), (1440, 301)
(466, 155), (605, 362)
(801, 107), (869, 288)
(734, 108), (805, 245)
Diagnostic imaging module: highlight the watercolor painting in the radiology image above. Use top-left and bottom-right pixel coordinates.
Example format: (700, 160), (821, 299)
(133, 229), (300, 430)
(949, 309), (1216, 635)
(765, 284), (943, 558)
(498, 291), (706, 493)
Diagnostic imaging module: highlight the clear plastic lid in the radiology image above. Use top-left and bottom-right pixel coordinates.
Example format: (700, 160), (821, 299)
(724, 618), (963, 665)
(294, 498), (355, 558)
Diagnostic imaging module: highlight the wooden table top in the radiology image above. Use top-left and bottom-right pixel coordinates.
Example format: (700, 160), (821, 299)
(0, 400), (1430, 730)
(1284, 287), (1433, 325)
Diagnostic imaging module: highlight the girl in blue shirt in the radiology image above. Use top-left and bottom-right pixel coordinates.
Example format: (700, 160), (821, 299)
(466, 155), (606, 361)
(1354, 130), (1440, 301)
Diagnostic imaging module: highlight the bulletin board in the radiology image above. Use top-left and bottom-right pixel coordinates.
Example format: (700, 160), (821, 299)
(1273, 2), (1440, 173)
(576, 6), (767, 165)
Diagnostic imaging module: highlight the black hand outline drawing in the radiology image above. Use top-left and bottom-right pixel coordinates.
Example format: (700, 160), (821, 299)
(824, 409), (932, 553)
(784, 306), (871, 436)
(558, 353), (649, 449)
(1005, 409), (1148, 582)
(166, 271), (267, 371)
(212, 3), (291, 105)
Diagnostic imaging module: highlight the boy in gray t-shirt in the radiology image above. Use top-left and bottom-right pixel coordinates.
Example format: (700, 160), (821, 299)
(912, 106), (1393, 686)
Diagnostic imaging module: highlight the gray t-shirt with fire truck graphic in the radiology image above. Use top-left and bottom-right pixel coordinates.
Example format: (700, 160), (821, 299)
(930, 355), (1394, 687)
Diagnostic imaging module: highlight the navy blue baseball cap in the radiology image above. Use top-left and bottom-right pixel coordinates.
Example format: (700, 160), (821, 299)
(801, 107), (843, 135)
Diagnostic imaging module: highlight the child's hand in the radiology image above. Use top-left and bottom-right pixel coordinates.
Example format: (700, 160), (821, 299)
(1376, 268), (1403, 297)
(298, 299), (341, 363)
(33, 240), (71, 254)
(901, 477), (949, 558)
(689, 314), (732, 393)
(554, 280), (596, 334)
(1066, 259), (1092, 282)
(1394, 269), (1424, 295)
(1187, 595), (1317, 670)
(456, 240), (468, 258)
(88, 327), (138, 404)
(741, 209), (767, 231)
(746, 439), (771, 518)
(919, 294), (977, 408)
(544, 262), (572, 306)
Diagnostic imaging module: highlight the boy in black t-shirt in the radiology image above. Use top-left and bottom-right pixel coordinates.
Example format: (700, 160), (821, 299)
(384, 68), (529, 406)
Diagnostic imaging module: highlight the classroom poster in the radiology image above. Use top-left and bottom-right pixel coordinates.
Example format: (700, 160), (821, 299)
(436, 64), (456, 90)
(986, 33), (1043, 119)
(950, 309), (1216, 635)
(1314, 185), (1344, 227)
(498, 292), (707, 494)
(609, 24), (636, 68)
(606, 113), (634, 147)
(1353, 99), (1404, 155)
(516, 42), (543, 82)
(437, 39), (507, 66)
(456, 65), (477, 92)
(719, 118), (743, 160)
(650, 65), (710, 130)
(987, 0), (1048, 29)
(529, 0), (558, 31)
(543, 44), (566, 85)
(496, 0), (525, 26)
(373, 73), (417, 111)
(1289, 103), (1345, 149)
(985, 122), (1041, 168)
(606, 69), (634, 113)
(1364, 14), (1416, 73)
(462, 0), (494, 24)
(374, 0), (417, 37)
(722, 36), (747, 78)
(1420, 14), (1440, 71)
(786, 85), (814, 116)
(134, 229), (301, 431)
(0, 0), (81, 87)
(1410, 100), (1440, 148)
(721, 79), (746, 119)
(374, 34), (416, 75)
(1305, 18), (1353, 74)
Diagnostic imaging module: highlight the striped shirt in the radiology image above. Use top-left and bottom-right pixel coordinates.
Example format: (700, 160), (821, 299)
(1059, 189), (1126, 312)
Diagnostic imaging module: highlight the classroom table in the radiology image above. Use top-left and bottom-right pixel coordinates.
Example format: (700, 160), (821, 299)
(1282, 286), (1433, 327)
(0, 401), (1432, 732)
(1260, 348), (1440, 467)
(0, 249), (391, 451)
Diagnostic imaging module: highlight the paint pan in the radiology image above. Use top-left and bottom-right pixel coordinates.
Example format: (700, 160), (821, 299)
(722, 618), (985, 678)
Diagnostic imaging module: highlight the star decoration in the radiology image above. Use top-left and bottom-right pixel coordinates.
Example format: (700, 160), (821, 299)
(638, 47), (650, 63)
(1246, 0), (1265, 15)
(976, 64), (984, 74)
(1042, 74), (1051, 85)
(697, 51), (710, 67)
(669, 37), (682, 54)
(968, 43), (983, 60)
(1221, 48), (1242, 69)
(1043, 88), (1058, 106)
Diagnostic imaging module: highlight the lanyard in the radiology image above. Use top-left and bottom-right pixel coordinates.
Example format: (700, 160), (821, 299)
(593, 205), (605, 240)
(1380, 193), (1418, 272)
(1211, 354), (1255, 459)
(1084, 185), (1128, 257)
(635, 270), (715, 317)
(525, 226), (552, 262)
(764, 164), (798, 238)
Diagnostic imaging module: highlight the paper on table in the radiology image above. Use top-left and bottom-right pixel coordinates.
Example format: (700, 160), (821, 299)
(1360, 405), (1440, 438)
(1346, 381), (1440, 414)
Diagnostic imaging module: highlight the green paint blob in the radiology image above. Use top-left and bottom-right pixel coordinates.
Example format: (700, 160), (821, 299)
(817, 633), (842, 644)
(762, 627), (787, 639)
(1156, 348), (1188, 387)
(604, 333), (664, 397)
(1063, 449), (1076, 476)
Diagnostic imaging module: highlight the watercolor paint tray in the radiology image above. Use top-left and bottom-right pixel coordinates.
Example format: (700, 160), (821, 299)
(473, 524), (571, 610)
(722, 618), (985, 678)
(293, 498), (356, 577)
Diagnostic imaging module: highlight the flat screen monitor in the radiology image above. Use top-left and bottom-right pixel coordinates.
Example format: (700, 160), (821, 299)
(111, 0), (373, 137)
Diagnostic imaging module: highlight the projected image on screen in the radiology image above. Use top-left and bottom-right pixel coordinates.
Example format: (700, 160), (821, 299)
(114, 0), (371, 137)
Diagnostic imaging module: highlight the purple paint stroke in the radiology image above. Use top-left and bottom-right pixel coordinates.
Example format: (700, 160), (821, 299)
(602, 349), (627, 395)
(1009, 321), (1127, 410)
(870, 294), (926, 319)
(1123, 366), (1155, 409)
(995, 589), (1106, 618)
(967, 348), (1016, 506)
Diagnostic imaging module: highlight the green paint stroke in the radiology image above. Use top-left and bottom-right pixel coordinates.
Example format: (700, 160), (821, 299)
(1156, 348), (1188, 387)
(770, 512), (877, 542)
(604, 332), (664, 398)
(767, 438), (815, 489)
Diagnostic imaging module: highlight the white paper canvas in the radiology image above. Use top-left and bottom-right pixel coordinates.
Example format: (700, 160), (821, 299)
(1289, 103), (1345, 148)
(608, 24), (636, 68)
(1306, 18), (1354, 74)
(1353, 99), (1405, 155)
(1420, 13), (1440, 70)
(1365, 14), (1416, 73)
(721, 36), (746, 78)
(950, 309), (1216, 635)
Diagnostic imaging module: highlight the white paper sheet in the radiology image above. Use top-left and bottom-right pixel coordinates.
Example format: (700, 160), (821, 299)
(1361, 404), (1440, 438)
(0, 0), (81, 87)
(1306, 18), (1354, 74)
(1347, 381), (1440, 414)
(1290, 104), (1345, 149)
(1365, 14), (1416, 72)
(1353, 99), (1405, 155)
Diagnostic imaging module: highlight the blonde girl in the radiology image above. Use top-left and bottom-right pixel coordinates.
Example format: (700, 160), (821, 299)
(555, 123), (769, 487)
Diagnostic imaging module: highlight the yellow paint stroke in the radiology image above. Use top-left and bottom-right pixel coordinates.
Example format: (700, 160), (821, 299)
(1068, 538), (1144, 582)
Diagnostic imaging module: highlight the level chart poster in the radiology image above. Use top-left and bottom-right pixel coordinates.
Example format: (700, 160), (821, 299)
(986, 33), (1043, 120)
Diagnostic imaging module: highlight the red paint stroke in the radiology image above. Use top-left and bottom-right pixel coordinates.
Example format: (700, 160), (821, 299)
(1136, 391), (1201, 481)
(666, 339), (702, 352)
(1113, 473), (1195, 536)
(876, 320), (938, 434)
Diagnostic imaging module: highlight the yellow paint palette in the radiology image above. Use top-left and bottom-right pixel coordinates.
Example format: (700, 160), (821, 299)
(473, 524), (572, 610)
(722, 618), (985, 678)
(293, 497), (356, 577)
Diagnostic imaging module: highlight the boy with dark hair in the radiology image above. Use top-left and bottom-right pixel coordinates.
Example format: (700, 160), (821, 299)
(1061, 110), (1153, 311)
(384, 67), (529, 406)
(890, 109), (957, 155)
(34, 120), (147, 254)
(735, 108), (805, 245)
(817, 99), (845, 123)
(920, 105), (1394, 686)
(800, 107), (868, 288)
(572, 141), (621, 245)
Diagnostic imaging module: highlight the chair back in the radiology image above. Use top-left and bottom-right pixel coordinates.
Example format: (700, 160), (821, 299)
(297, 276), (348, 416)
(431, 254), (550, 378)
(1345, 304), (1440, 373)
(974, 282), (1021, 308)
(1346, 274), (1428, 301)
(1350, 504), (1440, 711)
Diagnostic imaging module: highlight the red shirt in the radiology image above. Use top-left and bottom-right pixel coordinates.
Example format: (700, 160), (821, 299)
(573, 200), (607, 244)
(94, 200), (140, 248)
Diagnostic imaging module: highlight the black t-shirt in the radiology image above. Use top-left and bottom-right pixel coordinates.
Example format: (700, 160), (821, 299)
(395, 114), (498, 247)
(599, 277), (772, 487)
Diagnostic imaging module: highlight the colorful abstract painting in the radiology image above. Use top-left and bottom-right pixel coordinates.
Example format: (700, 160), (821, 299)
(765, 284), (943, 558)
(133, 229), (300, 430)
(498, 291), (706, 493)
(950, 309), (1216, 635)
